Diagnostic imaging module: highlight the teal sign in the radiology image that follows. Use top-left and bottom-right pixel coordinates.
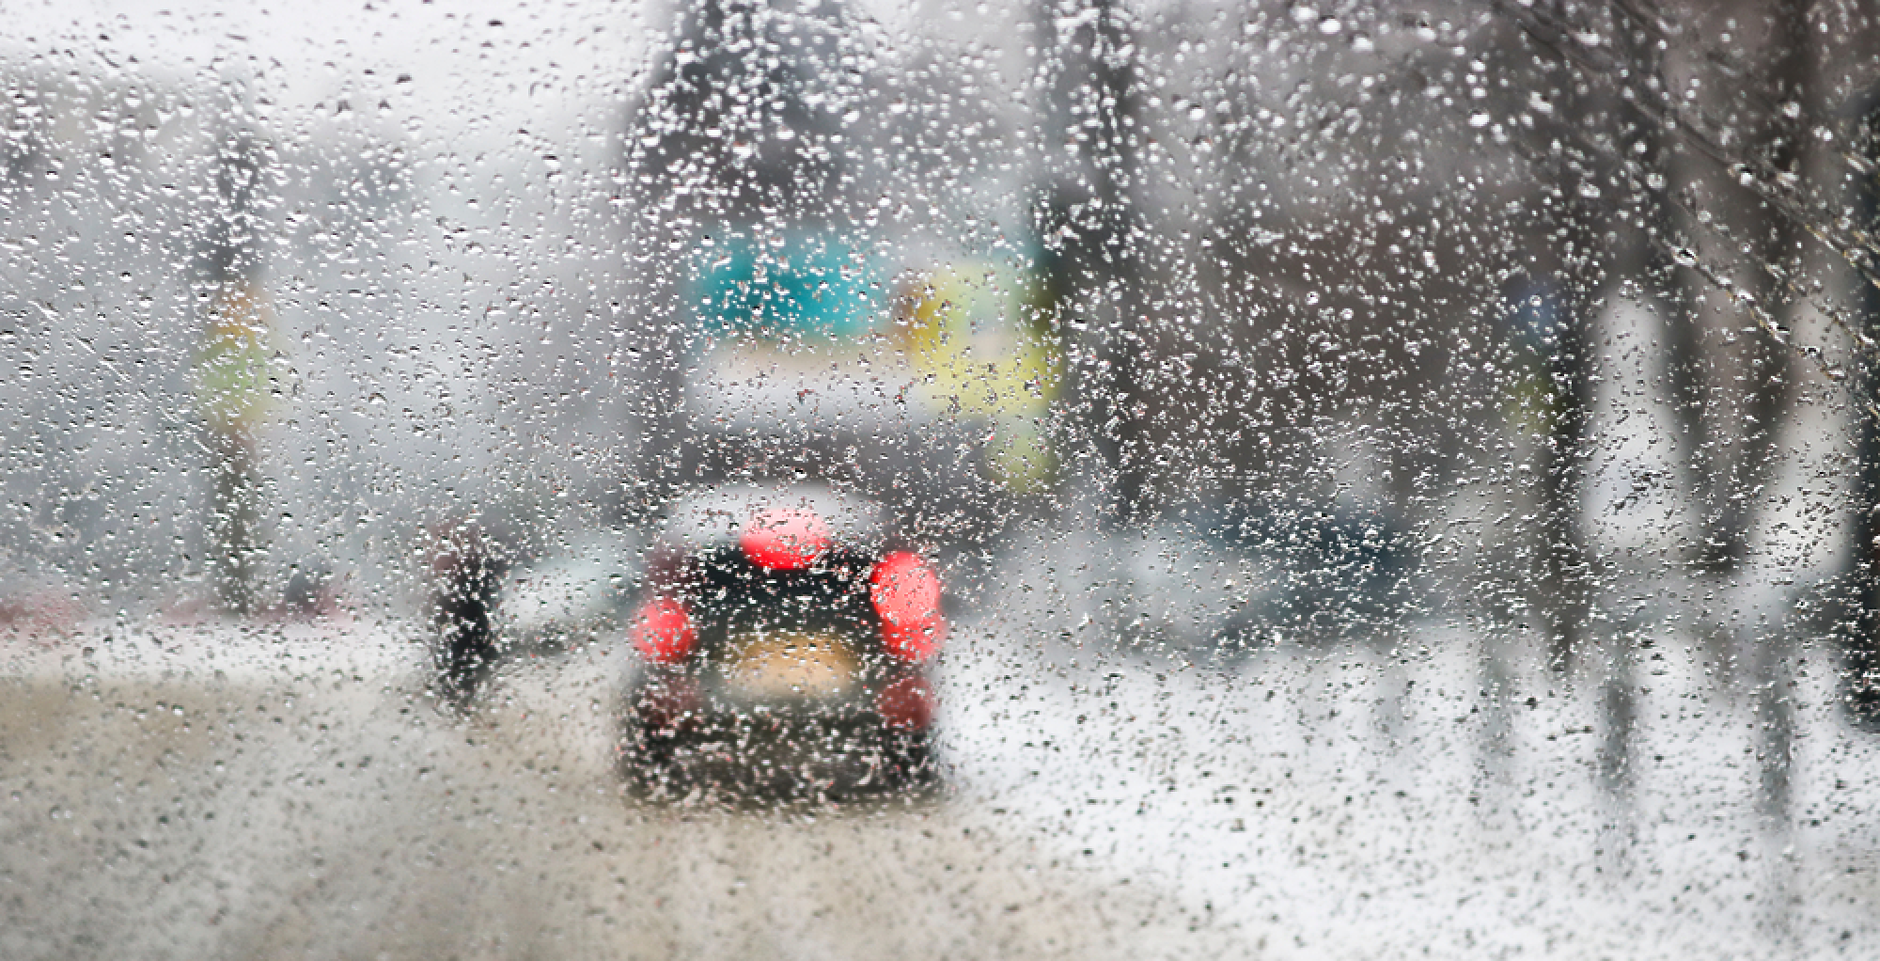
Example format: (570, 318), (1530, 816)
(691, 232), (880, 340)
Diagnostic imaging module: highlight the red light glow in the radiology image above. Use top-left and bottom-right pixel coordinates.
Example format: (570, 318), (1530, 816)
(871, 552), (945, 661)
(630, 597), (697, 663)
(740, 507), (832, 571)
(876, 675), (936, 730)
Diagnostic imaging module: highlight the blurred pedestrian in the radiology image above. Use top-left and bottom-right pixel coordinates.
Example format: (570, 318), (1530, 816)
(426, 522), (508, 707)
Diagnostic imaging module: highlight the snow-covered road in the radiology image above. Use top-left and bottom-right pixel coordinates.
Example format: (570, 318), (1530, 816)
(5, 592), (1878, 959)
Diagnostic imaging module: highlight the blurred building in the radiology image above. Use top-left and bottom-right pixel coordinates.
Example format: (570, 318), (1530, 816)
(619, 0), (1058, 541)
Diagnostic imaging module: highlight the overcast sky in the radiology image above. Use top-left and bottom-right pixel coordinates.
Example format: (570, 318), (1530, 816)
(0, 1), (971, 129)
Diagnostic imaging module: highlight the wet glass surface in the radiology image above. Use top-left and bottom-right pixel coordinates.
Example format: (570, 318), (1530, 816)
(6, 1), (1880, 957)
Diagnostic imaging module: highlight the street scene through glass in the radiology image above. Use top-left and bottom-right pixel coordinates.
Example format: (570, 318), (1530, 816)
(6, 1), (1880, 957)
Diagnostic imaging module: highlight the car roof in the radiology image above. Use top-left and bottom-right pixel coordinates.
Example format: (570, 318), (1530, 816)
(656, 484), (885, 552)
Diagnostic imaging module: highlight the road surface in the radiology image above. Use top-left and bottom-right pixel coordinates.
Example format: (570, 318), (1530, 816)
(0, 621), (1233, 960)
(6, 595), (1880, 959)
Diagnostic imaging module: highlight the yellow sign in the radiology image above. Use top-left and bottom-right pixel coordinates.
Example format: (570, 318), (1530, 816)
(194, 281), (282, 437)
(898, 261), (1062, 490)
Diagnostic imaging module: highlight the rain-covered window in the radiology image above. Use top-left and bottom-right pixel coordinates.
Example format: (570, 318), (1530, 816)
(6, 1), (1880, 956)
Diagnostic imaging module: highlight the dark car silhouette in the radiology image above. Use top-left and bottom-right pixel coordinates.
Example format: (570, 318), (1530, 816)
(617, 488), (943, 803)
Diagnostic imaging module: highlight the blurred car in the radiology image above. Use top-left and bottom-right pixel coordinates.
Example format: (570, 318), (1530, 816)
(1014, 499), (1411, 666)
(1257, 504), (1411, 635)
(495, 528), (644, 652)
(0, 586), (85, 644)
(1006, 519), (1287, 665)
(616, 486), (944, 802)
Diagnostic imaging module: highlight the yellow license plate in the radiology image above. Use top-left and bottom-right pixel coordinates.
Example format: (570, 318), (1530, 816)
(725, 631), (858, 700)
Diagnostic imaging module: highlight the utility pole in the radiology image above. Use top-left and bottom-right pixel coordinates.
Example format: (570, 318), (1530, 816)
(194, 101), (277, 615)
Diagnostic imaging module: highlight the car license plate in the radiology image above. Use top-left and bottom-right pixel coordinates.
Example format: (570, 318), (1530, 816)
(724, 631), (858, 700)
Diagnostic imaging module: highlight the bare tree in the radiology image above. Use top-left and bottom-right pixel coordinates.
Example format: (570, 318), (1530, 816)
(1682, 0), (1814, 573)
(1035, 0), (1148, 524)
(1845, 89), (1880, 731)
(1739, 0), (1816, 838)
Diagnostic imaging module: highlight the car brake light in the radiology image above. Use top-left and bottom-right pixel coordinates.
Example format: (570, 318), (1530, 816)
(882, 619), (947, 662)
(871, 552), (945, 662)
(877, 675), (936, 730)
(630, 597), (696, 663)
(741, 507), (831, 571)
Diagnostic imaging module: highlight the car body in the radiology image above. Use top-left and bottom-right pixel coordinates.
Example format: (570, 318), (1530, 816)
(1009, 499), (1410, 666)
(616, 487), (944, 803)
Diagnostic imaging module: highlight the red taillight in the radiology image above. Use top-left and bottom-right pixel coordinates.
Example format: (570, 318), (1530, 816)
(871, 551), (945, 662)
(630, 597), (696, 663)
(877, 675), (936, 731)
(741, 507), (831, 571)
(882, 618), (947, 663)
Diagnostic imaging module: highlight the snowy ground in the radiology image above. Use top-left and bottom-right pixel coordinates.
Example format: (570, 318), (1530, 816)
(943, 546), (1880, 960)
(5, 574), (1879, 959)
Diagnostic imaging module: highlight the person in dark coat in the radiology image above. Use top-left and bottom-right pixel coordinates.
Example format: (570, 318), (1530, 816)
(427, 522), (508, 707)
